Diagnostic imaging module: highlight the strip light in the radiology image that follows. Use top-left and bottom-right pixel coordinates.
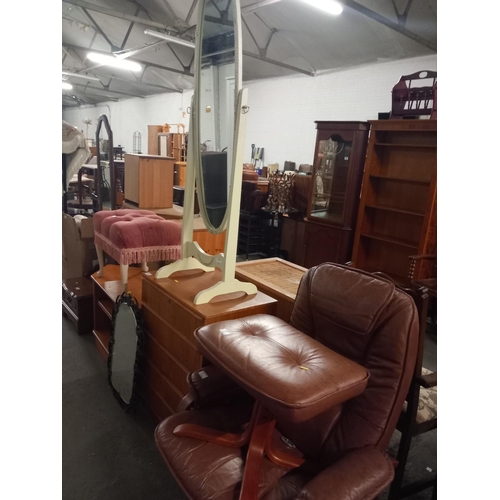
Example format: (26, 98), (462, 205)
(62, 82), (73, 90)
(303, 0), (343, 15)
(144, 29), (195, 49)
(62, 70), (100, 82)
(86, 53), (142, 72)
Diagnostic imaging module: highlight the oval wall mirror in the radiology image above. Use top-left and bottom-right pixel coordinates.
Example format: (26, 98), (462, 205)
(108, 292), (143, 412)
(196, 0), (237, 233)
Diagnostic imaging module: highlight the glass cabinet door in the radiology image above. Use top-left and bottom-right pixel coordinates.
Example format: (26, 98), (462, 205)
(310, 134), (352, 224)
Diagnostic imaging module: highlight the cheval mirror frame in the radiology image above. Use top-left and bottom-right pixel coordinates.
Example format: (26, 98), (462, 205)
(156, 0), (257, 304)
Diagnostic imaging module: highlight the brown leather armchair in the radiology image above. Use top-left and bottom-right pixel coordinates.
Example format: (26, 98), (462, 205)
(155, 263), (419, 500)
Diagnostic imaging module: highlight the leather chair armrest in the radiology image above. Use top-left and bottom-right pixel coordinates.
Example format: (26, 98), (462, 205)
(296, 447), (394, 500)
(417, 371), (437, 388)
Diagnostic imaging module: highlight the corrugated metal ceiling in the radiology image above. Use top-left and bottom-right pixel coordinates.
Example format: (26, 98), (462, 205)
(62, 0), (437, 107)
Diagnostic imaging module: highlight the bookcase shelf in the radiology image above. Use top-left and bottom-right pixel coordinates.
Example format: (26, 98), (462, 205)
(374, 143), (437, 148)
(365, 204), (426, 217)
(351, 120), (437, 285)
(369, 174), (431, 185)
(360, 232), (420, 249)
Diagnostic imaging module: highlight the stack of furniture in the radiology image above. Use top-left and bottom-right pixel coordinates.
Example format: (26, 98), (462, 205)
(148, 124), (187, 189)
(237, 210), (277, 260)
(350, 119), (437, 285)
(124, 153), (175, 209)
(147, 125), (164, 155)
(66, 168), (95, 214)
(390, 70), (437, 120)
(62, 276), (94, 334)
(158, 132), (186, 162)
(238, 167), (270, 259)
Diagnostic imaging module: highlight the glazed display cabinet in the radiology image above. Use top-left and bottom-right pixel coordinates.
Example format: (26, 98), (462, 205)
(281, 121), (369, 268)
(308, 121), (369, 227)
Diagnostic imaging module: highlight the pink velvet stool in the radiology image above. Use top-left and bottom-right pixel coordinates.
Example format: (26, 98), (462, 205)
(93, 209), (182, 289)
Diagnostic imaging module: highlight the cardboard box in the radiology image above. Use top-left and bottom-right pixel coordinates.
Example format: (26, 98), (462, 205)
(62, 213), (98, 280)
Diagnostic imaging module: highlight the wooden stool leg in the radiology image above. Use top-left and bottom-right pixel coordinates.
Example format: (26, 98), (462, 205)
(120, 263), (129, 291)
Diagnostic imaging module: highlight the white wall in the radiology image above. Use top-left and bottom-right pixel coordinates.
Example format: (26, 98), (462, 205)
(62, 90), (194, 154)
(243, 54), (437, 166)
(62, 54), (436, 164)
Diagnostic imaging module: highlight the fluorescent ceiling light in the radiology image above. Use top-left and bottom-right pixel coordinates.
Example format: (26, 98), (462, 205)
(144, 29), (195, 49)
(62, 70), (100, 82)
(86, 53), (142, 72)
(62, 82), (73, 90)
(303, 0), (343, 15)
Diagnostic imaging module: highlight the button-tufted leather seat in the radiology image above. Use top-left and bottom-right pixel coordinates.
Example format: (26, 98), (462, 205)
(155, 263), (419, 500)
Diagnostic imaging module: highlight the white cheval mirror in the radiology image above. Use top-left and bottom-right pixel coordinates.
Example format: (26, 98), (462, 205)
(155, 0), (257, 305)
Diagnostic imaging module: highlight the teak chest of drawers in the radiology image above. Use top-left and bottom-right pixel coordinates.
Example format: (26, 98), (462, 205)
(141, 270), (277, 422)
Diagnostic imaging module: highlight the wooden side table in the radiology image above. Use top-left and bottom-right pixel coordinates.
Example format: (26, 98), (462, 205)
(90, 265), (143, 359)
(235, 258), (306, 322)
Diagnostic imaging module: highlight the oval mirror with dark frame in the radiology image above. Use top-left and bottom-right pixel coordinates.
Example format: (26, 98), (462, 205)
(108, 292), (144, 412)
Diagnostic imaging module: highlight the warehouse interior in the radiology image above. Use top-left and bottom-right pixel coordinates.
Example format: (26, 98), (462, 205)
(4, 1), (498, 499)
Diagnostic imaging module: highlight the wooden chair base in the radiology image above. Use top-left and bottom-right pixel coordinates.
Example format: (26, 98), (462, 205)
(173, 401), (304, 500)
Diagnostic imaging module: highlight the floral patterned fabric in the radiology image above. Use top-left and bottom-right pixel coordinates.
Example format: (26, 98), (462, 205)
(403, 367), (437, 424)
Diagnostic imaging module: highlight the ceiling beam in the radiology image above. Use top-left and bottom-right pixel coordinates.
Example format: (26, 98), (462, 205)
(242, 16), (260, 53)
(93, 71), (182, 93)
(71, 82), (146, 99)
(161, 0), (190, 30)
(62, 43), (194, 77)
(62, 0), (180, 33)
(242, 0), (281, 15)
(120, 6), (141, 49)
(243, 50), (315, 76)
(336, 0), (436, 52)
(390, 0), (414, 28)
(185, 0), (198, 24)
(81, 7), (119, 51)
(205, 15), (233, 27)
